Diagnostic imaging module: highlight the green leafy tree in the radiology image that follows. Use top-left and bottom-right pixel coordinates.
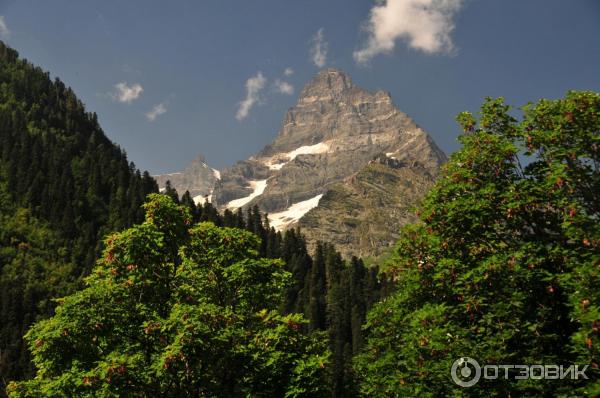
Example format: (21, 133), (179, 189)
(354, 92), (599, 397)
(7, 194), (329, 397)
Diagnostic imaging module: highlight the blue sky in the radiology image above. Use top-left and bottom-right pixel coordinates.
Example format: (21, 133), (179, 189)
(1, 0), (599, 174)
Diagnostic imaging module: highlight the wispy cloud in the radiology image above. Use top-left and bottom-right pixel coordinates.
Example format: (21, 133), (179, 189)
(0, 16), (10, 36)
(236, 72), (267, 121)
(283, 67), (294, 77)
(354, 0), (463, 64)
(146, 103), (167, 122)
(310, 28), (328, 68)
(274, 79), (294, 95)
(112, 82), (144, 104)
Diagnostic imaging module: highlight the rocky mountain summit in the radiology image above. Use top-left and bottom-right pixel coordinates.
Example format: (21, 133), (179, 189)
(157, 68), (447, 257)
(154, 155), (220, 203)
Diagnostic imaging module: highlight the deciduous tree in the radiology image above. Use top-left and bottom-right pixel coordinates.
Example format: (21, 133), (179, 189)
(355, 92), (599, 397)
(8, 194), (330, 397)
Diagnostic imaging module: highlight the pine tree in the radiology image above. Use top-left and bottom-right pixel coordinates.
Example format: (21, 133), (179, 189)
(163, 180), (180, 204)
(308, 243), (328, 331)
(180, 190), (198, 219)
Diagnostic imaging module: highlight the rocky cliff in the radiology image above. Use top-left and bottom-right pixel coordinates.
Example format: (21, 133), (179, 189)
(298, 155), (437, 259)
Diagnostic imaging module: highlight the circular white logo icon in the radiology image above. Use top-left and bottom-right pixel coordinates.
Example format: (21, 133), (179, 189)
(451, 357), (481, 387)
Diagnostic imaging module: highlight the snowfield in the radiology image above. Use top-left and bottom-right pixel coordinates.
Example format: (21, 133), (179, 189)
(193, 190), (213, 205)
(225, 180), (268, 209)
(287, 142), (330, 160)
(268, 194), (323, 230)
(267, 162), (286, 170)
(264, 142), (330, 170)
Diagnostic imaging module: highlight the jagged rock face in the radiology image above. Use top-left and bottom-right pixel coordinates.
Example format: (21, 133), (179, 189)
(154, 155), (220, 203)
(298, 156), (437, 259)
(214, 68), (446, 216)
(259, 69), (439, 164)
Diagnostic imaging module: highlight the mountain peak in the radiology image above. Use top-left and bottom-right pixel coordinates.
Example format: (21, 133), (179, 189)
(300, 68), (354, 99)
(158, 66), (446, 257)
(154, 153), (219, 201)
(316, 67), (351, 79)
(189, 153), (207, 165)
(262, 67), (446, 164)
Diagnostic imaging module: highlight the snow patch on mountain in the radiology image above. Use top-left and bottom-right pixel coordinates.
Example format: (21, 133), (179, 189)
(268, 194), (323, 230)
(288, 142), (330, 159)
(226, 179), (268, 209)
(194, 189), (213, 205)
(212, 169), (221, 180)
(386, 134), (421, 160)
(264, 142), (330, 170)
(267, 162), (286, 170)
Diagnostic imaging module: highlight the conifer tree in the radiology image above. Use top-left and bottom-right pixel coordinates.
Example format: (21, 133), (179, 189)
(163, 180), (179, 204)
(305, 243), (325, 331)
(179, 190), (197, 218)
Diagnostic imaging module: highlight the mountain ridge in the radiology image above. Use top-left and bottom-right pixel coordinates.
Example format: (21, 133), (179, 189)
(155, 68), (446, 257)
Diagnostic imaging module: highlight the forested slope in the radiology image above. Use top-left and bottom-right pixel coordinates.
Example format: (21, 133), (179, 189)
(0, 41), (157, 388)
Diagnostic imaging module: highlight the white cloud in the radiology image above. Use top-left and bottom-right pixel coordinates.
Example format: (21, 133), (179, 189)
(310, 28), (328, 68)
(236, 72), (267, 121)
(146, 103), (167, 121)
(284, 67), (294, 77)
(112, 82), (143, 103)
(0, 16), (9, 36)
(354, 0), (463, 64)
(274, 79), (294, 95)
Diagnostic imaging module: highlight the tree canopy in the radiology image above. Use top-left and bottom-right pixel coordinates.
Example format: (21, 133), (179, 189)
(354, 91), (599, 397)
(7, 194), (330, 397)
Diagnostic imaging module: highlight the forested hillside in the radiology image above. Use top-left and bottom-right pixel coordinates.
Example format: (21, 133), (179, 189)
(0, 181), (76, 388)
(0, 41), (157, 388)
(0, 41), (157, 268)
(8, 194), (333, 397)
